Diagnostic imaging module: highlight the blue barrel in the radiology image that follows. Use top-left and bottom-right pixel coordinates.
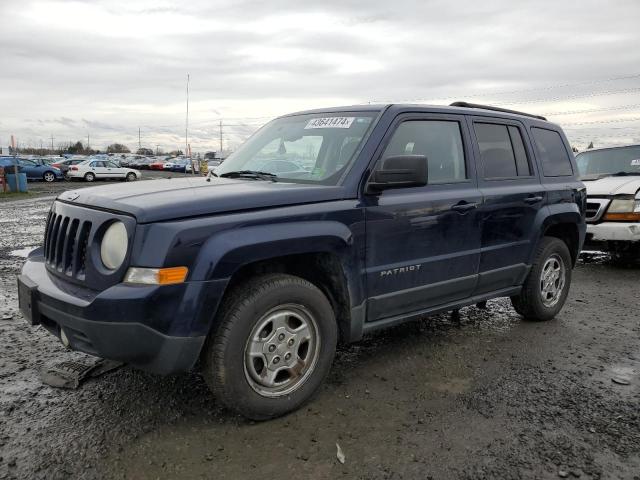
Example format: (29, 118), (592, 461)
(6, 173), (28, 192)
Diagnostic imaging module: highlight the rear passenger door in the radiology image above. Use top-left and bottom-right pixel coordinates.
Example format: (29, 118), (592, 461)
(364, 114), (482, 322)
(470, 117), (545, 295)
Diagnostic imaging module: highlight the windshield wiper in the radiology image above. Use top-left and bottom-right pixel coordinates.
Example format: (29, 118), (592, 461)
(218, 170), (278, 181)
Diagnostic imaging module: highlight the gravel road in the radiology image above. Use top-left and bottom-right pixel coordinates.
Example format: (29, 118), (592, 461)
(0, 191), (638, 480)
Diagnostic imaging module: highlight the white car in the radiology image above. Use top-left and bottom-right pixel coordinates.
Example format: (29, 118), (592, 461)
(577, 144), (640, 262)
(67, 159), (141, 182)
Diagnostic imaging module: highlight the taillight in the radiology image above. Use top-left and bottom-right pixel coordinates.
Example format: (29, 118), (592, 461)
(70, 166), (78, 171)
(52, 163), (60, 168)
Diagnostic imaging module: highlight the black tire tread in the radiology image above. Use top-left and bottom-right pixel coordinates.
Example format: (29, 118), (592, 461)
(203, 273), (334, 420)
(511, 237), (572, 321)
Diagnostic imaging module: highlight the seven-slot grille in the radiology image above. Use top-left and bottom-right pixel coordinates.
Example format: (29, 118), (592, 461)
(43, 211), (92, 279)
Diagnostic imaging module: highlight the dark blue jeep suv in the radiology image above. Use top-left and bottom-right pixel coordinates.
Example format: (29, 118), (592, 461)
(18, 102), (586, 419)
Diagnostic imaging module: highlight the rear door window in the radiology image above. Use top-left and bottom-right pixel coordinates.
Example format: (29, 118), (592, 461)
(474, 123), (531, 178)
(531, 127), (573, 177)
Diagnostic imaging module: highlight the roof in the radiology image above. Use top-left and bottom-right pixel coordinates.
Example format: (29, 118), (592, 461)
(281, 102), (551, 124)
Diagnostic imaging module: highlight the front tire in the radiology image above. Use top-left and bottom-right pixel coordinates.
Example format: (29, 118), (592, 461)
(202, 274), (337, 420)
(43, 171), (56, 182)
(125, 172), (137, 182)
(511, 237), (572, 321)
(84, 172), (95, 182)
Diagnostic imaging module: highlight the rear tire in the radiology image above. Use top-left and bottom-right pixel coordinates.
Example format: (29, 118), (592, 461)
(84, 172), (95, 182)
(43, 171), (56, 182)
(511, 237), (572, 321)
(125, 172), (137, 182)
(202, 274), (337, 420)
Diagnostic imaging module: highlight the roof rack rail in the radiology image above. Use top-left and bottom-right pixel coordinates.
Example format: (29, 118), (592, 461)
(449, 101), (547, 121)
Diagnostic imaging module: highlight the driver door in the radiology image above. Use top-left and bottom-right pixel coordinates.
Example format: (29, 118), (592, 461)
(364, 114), (482, 322)
(106, 161), (124, 178)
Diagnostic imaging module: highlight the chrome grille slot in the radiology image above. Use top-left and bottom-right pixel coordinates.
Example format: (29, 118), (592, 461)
(43, 211), (55, 260)
(64, 219), (80, 275)
(47, 215), (62, 264)
(75, 221), (91, 279)
(55, 216), (70, 269)
(585, 198), (610, 222)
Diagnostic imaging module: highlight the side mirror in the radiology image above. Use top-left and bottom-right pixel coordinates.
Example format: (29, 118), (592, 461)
(367, 155), (428, 193)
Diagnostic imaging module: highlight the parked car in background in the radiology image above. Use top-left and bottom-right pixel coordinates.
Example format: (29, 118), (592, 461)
(67, 159), (140, 182)
(149, 159), (167, 170)
(577, 144), (640, 263)
(162, 159), (178, 170)
(15, 158), (63, 182)
(0, 157), (18, 172)
(51, 158), (86, 177)
(169, 158), (200, 173)
(131, 157), (155, 170)
(18, 103), (585, 420)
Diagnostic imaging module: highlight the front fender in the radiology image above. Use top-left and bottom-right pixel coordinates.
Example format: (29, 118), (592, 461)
(190, 221), (356, 281)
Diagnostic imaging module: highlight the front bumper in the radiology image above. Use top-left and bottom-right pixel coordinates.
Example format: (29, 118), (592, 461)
(18, 249), (227, 374)
(586, 222), (640, 243)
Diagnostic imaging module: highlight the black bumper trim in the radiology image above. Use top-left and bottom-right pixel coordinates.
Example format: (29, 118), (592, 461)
(37, 301), (205, 375)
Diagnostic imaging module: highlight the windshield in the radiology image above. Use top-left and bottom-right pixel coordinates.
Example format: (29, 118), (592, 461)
(576, 145), (640, 178)
(215, 112), (378, 185)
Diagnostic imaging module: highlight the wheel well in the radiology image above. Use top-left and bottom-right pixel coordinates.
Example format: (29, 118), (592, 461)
(225, 253), (351, 343)
(544, 223), (579, 265)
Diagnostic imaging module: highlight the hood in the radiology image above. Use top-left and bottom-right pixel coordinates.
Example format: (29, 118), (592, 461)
(583, 176), (640, 196)
(57, 177), (346, 223)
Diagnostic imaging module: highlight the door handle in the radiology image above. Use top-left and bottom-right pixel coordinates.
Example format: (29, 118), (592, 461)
(451, 202), (478, 213)
(524, 195), (543, 204)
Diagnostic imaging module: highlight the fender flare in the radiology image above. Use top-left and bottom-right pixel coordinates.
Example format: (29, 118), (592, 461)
(529, 204), (584, 264)
(190, 221), (357, 282)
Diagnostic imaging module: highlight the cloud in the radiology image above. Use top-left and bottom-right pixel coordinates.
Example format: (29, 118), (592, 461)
(1, 0), (639, 151)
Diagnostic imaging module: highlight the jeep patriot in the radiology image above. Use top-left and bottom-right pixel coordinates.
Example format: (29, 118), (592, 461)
(18, 102), (586, 419)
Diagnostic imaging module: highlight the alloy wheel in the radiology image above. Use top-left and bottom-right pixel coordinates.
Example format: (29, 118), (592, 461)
(244, 304), (320, 397)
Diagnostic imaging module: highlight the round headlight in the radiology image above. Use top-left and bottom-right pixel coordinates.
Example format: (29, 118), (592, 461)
(100, 221), (128, 270)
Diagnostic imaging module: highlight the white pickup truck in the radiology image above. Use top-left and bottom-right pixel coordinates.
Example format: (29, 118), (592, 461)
(577, 144), (640, 263)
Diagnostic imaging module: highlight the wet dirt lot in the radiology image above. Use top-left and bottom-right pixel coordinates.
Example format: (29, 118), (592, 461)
(0, 192), (639, 480)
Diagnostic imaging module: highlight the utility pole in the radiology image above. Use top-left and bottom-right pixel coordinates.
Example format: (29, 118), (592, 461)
(186, 73), (195, 175)
(138, 127), (141, 150)
(219, 120), (223, 158)
(50, 134), (54, 153)
(156, 144), (160, 156)
(87, 133), (90, 151)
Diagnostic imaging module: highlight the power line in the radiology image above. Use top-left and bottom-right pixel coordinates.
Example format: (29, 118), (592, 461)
(543, 103), (640, 116)
(496, 87), (640, 106)
(560, 116), (640, 126)
(370, 72), (640, 104)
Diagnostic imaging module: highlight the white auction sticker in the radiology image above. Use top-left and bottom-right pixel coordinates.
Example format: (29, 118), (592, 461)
(304, 117), (355, 129)
(631, 159), (640, 166)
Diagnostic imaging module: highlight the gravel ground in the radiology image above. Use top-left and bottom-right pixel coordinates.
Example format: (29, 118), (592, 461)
(0, 191), (639, 480)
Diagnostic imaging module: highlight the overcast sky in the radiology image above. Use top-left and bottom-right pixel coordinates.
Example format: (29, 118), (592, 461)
(1, 0), (640, 153)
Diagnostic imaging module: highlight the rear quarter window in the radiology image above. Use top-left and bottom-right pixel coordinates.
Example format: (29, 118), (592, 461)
(531, 127), (573, 177)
